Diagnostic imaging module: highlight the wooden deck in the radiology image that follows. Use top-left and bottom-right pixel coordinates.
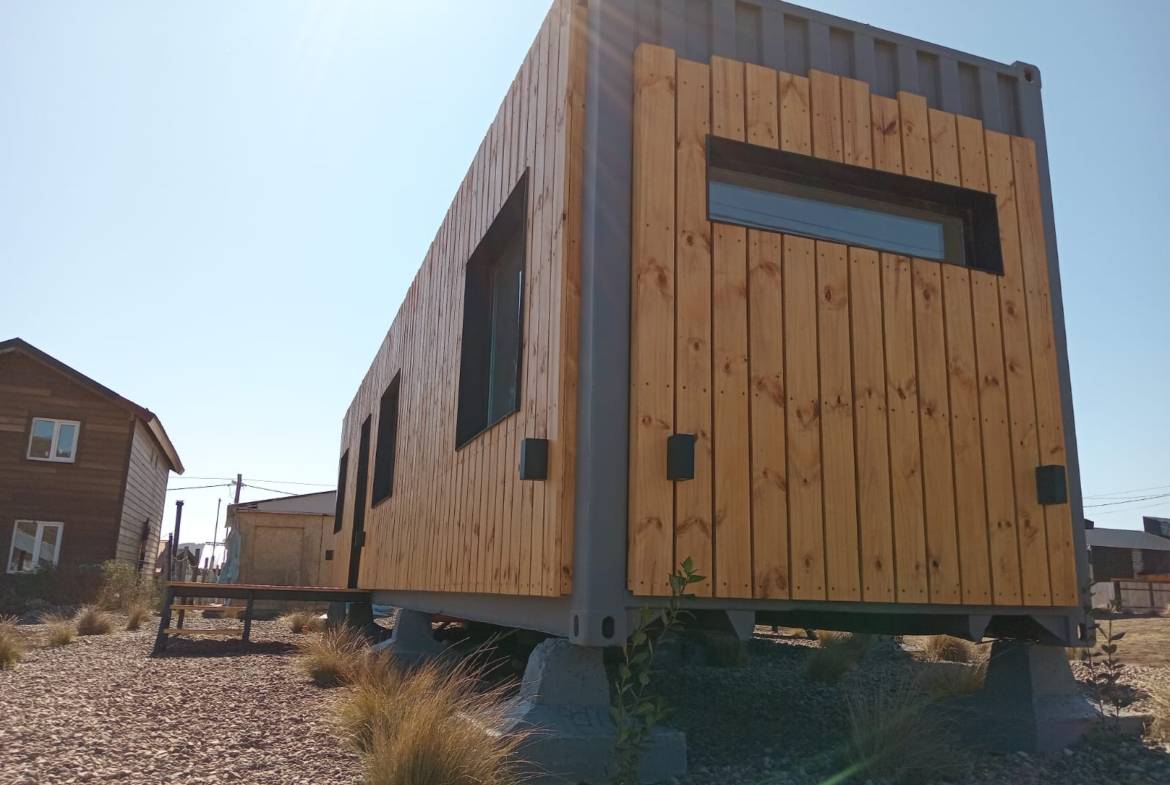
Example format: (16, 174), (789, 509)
(151, 582), (372, 655)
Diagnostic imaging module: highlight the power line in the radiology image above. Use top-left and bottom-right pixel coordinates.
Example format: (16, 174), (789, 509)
(241, 482), (298, 497)
(166, 483), (233, 492)
(246, 477), (332, 488)
(1084, 483), (1170, 500)
(1084, 492), (1170, 509)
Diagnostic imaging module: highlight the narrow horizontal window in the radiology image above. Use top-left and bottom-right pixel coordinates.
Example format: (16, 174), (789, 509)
(707, 137), (1002, 273)
(27, 418), (80, 463)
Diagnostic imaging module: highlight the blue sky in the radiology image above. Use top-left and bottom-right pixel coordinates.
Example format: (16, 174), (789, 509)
(2, 1), (1167, 551)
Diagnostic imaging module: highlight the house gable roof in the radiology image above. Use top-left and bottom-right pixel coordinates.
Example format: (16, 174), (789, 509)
(1085, 527), (1170, 552)
(0, 337), (184, 474)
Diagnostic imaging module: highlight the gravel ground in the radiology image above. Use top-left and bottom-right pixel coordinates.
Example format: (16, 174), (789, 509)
(660, 627), (1170, 785)
(0, 616), (359, 785)
(2, 615), (1169, 785)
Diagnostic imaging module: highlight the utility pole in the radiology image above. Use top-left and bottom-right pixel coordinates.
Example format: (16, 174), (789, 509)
(169, 500), (184, 580)
(234, 473), (242, 504)
(209, 498), (222, 571)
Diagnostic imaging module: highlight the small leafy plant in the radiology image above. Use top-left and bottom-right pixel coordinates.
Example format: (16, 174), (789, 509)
(611, 558), (704, 785)
(1083, 608), (1129, 728)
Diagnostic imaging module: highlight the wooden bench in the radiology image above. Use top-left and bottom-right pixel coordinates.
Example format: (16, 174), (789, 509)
(152, 581), (372, 656)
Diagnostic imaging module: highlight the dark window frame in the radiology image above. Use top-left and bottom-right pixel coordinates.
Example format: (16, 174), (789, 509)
(455, 171), (529, 449)
(332, 449), (349, 533)
(371, 373), (401, 506)
(706, 136), (1003, 274)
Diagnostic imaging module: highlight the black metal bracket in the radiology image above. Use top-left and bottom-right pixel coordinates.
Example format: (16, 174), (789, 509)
(1036, 465), (1068, 506)
(667, 434), (697, 481)
(519, 437), (549, 481)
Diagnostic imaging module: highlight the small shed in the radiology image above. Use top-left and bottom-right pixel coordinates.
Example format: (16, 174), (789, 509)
(219, 491), (336, 588)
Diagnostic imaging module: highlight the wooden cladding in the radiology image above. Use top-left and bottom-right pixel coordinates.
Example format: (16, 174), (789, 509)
(335, 0), (585, 598)
(628, 44), (1077, 606)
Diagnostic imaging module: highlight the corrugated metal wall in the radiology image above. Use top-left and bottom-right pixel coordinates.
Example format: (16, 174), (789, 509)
(625, 0), (1028, 136)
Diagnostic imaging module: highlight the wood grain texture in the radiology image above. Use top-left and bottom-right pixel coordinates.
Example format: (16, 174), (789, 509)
(1012, 136), (1077, 606)
(883, 254), (930, 602)
(710, 56), (753, 598)
(850, 247), (896, 601)
(628, 43), (677, 597)
(987, 129), (1052, 605)
(817, 241), (860, 600)
(749, 230), (788, 598)
(333, 2), (583, 597)
(674, 57), (713, 594)
(784, 235), (825, 600)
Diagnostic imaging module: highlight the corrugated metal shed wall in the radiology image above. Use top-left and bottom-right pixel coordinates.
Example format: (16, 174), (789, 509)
(625, 0), (1031, 136)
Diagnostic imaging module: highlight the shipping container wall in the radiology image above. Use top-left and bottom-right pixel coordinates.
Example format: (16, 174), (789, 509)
(627, 43), (1078, 608)
(334, 0), (586, 598)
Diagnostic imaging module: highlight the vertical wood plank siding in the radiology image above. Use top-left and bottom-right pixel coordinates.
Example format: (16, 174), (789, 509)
(334, 0), (584, 597)
(628, 44), (1078, 607)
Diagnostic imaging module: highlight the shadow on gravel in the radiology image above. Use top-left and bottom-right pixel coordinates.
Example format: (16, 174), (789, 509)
(154, 640), (297, 659)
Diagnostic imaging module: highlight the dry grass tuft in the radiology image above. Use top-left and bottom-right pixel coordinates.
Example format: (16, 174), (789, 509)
(920, 635), (978, 663)
(1150, 679), (1170, 745)
(41, 612), (76, 647)
(282, 609), (327, 634)
(298, 626), (368, 687)
(75, 606), (114, 636)
(125, 603), (150, 631)
(805, 631), (872, 683)
(841, 682), (969, 783)
(914, 661), (987, 698)
(335, 654), (528, 785)
(0, 629), (25, 669)
(0, 614), (20, 634)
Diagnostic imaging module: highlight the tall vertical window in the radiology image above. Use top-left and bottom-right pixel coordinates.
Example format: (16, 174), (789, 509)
(7, 520), (63, 573)
(371, 374), (401, 505)
(333, 450), (349, 533)
(456, 172), (528, 447)
(27, 418), (80, 462)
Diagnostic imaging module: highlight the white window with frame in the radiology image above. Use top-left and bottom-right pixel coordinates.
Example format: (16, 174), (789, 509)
(7, 520), (64, 574)
(26, 417), (80, 463)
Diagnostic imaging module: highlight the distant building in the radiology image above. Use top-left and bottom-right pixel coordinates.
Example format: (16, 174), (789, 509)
(1, 338), (183, 576)
(218, 490), (336, 588)
(1085, 517), (1170, 581)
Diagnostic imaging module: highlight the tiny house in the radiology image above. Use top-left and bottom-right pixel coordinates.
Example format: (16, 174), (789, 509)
(331, 0), (1090, 648)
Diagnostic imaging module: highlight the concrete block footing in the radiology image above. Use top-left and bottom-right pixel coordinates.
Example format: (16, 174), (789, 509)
(505, 639), (686, 784)
(370, 608), (444, 666)
(954, 640), (1098, 753)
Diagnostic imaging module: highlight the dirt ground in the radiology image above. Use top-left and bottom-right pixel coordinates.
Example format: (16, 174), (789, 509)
(1093, 614), (1170, 668)
(1, 613), (1169, 785)
(0, 616), (359, 785)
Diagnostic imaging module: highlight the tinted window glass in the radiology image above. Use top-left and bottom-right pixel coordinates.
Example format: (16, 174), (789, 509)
(456, 172), (528, 447)
(710, 176), (961, 261)
(28, 420), (53, 459)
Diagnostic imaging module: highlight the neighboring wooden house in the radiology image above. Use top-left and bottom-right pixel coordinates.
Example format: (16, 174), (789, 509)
(1085, 518), (1170, 581)
(219, 491), (335, 588)
(0, 338), (183, 576)
(330, 0), (1090, 649)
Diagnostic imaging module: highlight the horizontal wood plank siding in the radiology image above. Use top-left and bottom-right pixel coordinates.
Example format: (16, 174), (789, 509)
(628, 44), (1078, 607)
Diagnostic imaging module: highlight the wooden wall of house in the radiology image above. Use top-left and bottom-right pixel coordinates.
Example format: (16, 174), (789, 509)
(236, 510), (329, 587)
(335, 0), (586, 597)
(114, 419), (170, 570)
(0, 352), (133, 569)
(628, 44), (1077, 607)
